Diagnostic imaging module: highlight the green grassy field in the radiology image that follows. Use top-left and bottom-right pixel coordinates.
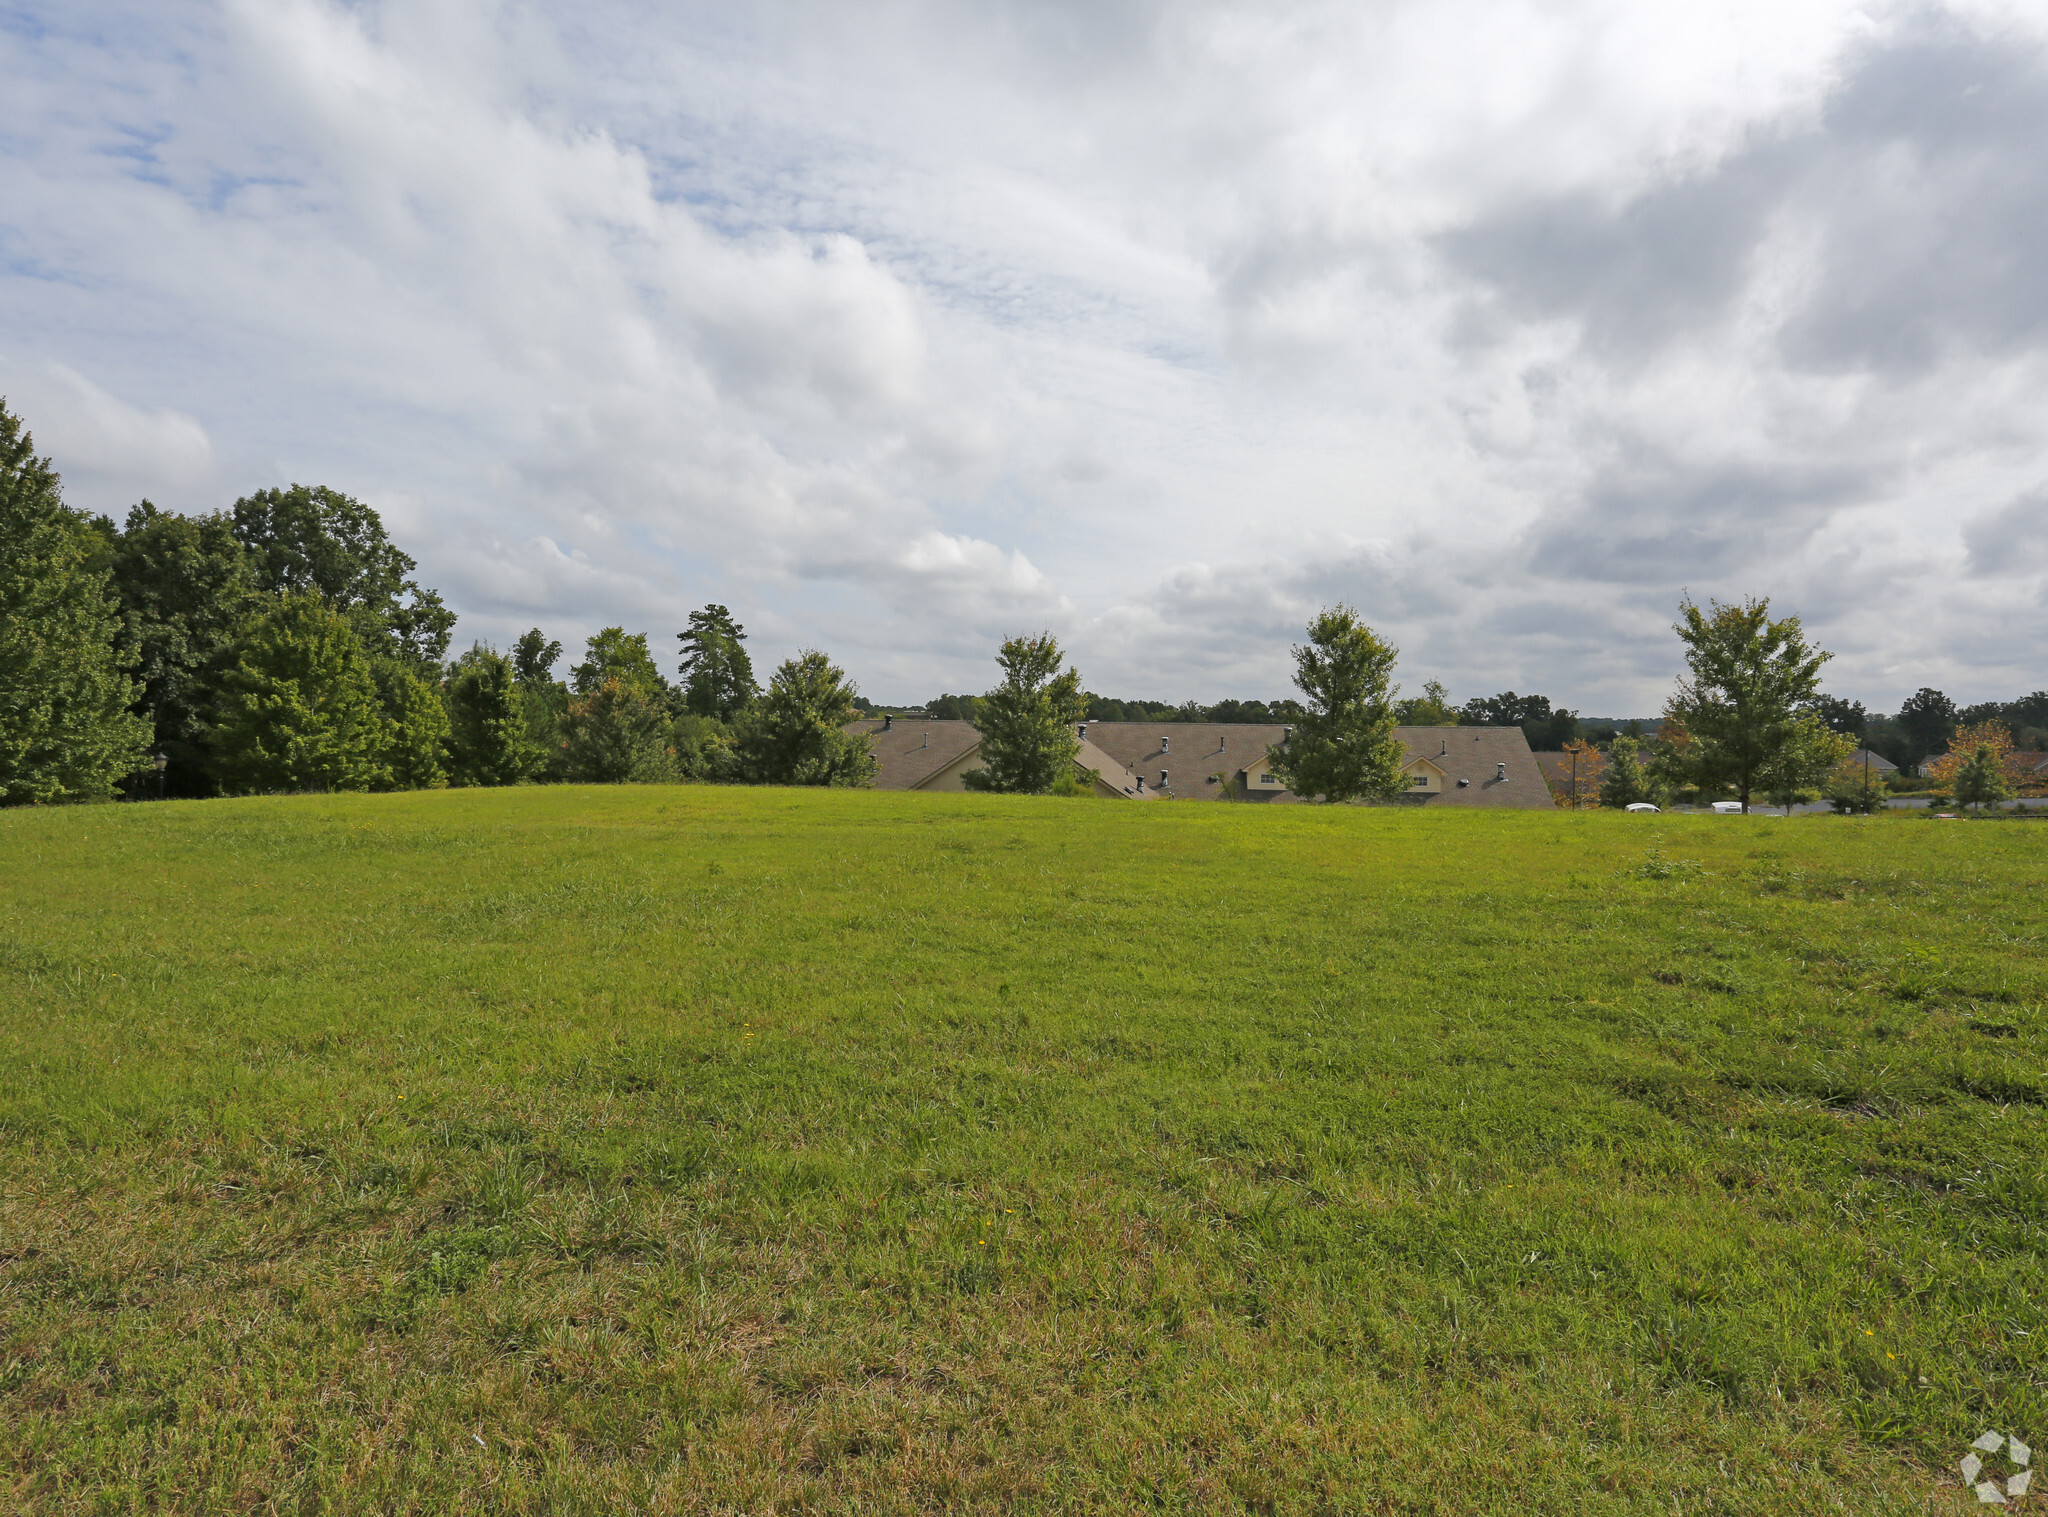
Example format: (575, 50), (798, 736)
(2, 788), (2043, 1514)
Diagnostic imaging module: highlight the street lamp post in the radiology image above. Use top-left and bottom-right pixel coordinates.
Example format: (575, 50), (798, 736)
(153, 751), (168, 801)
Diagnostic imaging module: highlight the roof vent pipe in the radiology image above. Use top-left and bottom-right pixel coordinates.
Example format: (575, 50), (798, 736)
(884, 713), (893, 731)
(1282, 725), (1293, 744)
(1440, 738), (1446, 755)
(1496, 761), (1507, 781)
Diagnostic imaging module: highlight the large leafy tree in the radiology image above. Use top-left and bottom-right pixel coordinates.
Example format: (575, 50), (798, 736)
(677, 604), (758, 720)
(961, 632), (1085, 794)
(1895, 688), (1957, 768)
(231, 485), (455, 671)
(1266, 605), (1407, 803)
(212, 593), (392, 794)
(1393, 679), (1460, 725)
(733, 651), (877, 787)
(446, 644), (536, 786)
(1758, 716), (1853, 811)
(512, 629), (563, 688)
(1458, 690), (1578, 749)
(1808, 694), (1866, 739)
(1660, 595), (1831, 813)
(0, 401), (153, 803)
(106, 501), (263, 794)
(571, 627), (667, 700)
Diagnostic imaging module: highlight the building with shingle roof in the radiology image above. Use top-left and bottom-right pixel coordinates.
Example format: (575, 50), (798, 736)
(851, 717), (1152, 798)
(852, 717), (1553, 807)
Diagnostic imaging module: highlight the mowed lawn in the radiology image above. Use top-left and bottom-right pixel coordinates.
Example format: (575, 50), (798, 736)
(2, 789), (2044, 1515)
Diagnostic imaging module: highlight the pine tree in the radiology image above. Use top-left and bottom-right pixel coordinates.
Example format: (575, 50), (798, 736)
(0, 400), (151, 804)
(379, 665), (449, 789)
(446, 644), (535, 786)
(1266, 605), (1406, 803)
(1596, 736), (1659, 809)
(212, 594), (393, 794)
(677, 604), (759, 720)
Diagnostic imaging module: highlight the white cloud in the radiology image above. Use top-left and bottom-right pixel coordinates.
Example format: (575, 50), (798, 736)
(0, 358), (214, 502)
(4, 0), (2047, 709)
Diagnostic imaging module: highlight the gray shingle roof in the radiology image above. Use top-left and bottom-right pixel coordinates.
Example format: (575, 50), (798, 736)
(849, 718), (983, 790)
(850, 718), (1552, 806)
(1076, 723), (1555, 806)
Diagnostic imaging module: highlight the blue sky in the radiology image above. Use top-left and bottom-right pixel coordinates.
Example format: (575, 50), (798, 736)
(4, 0), (2047, 710)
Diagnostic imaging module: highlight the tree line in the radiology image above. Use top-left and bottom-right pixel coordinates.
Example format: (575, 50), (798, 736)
(7, 386), (2033, 812)
(0, 400), (875, 804)
(906, 686), (1609, 751)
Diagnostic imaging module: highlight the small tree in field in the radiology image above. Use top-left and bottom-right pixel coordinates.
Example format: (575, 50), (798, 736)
(962, 632), (1085, 795)
(1825, 757), (1887, 814)
(1597, 737), (1666, 809)
(1925, 721), (2014, 798)
(212, 593), (392, 794)
(1265, 605), (1406, 803)
(1662, 595), (1830, 813)
(732, 651), (876, 787)
(1952, 743), (2012, 813)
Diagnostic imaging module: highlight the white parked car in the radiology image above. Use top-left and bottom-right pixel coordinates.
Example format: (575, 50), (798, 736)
(1624, 802), (1660, 813)
(1710, 801), (1744, 814)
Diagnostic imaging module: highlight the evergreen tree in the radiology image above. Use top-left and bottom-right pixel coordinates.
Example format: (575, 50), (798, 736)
(961, 633), (1085, 794)
(108, 502), (262, 794)
(1266, 605), (1407, 803)
(212, 594), (392, 794)
(445, 644), (535, 786)
(677, 604), (759, 720)
(559, 678), (675, 782)
(378, 665), (449, 789)
(1661, 595), (1831, 813)
(1597, 736), (1661, 808)
(0, 400), (151, 804)
(732, 651), (877, 786)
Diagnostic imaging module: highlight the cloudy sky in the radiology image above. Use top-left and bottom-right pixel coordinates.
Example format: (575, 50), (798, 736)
(4, 0), (2046, 711)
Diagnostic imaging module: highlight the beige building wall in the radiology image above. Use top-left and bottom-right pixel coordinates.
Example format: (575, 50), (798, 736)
(912, 744), (987, 791)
